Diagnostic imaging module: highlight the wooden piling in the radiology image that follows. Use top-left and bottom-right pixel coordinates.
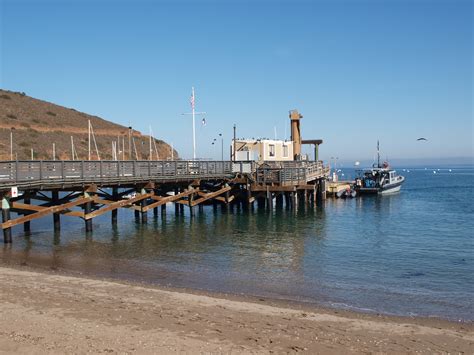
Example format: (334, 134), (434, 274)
(276, 193), (283, 208)
(23, 193), (31, 234)
(266, 187), (273, 210)
(84, 200), (93, 232)
(2, 197), (12, 243)
(141, 201), (148, 223)
(111, 187), (118, 224)
(52, 191), (60, 231)
(175, 188), (180, 214)
(188, 188), (194, 216)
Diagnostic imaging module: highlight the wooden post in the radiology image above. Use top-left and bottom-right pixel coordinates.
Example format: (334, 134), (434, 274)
(153, 190), (159, 217)
(321, 179), (327, 200)
(188, 187), (194, 216)
(52, 191), (60, 231)
(111, 187), (118, 224)
(84, 193), (93, 232)
(291, 190), (296, 209)
(23, 193), (31, 234)
(266, 187), (273, 210)
(284, 192), (290, 209)
(222, 187), (230, 211)
(141, 202), (148, 223)
(245, 185), (252, 209)
(175, 188), (180, 214)
(2, 197), (12, 243)
(276, 193), (283, 208)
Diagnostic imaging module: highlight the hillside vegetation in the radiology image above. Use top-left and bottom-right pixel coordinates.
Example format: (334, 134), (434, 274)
(0, 89), (177, 161)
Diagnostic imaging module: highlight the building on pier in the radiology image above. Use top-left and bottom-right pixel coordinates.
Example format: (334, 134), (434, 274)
(231, 109), (324, 162)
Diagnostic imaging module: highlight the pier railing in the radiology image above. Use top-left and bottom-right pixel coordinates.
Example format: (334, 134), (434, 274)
(0, 160), (328, 189)
(255, 161), (328, 185)
(0, 160), (237, 188)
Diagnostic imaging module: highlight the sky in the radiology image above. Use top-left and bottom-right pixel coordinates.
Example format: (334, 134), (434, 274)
(0, 0), (472, 163)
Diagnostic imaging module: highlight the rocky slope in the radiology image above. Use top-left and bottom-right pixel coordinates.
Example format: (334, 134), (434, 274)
(0, 89), (177, 161)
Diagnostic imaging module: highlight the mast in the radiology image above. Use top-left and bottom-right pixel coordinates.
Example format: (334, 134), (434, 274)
(192, 87), (196, 160)
(377, 140), (380, 168)
(88, 120), (91, 161)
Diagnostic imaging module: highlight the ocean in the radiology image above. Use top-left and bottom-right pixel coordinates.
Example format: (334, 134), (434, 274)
(1, 166), (473, 321)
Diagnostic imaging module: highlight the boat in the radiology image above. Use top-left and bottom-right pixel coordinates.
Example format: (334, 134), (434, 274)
(336, 187), (357, 198)
(354, 142), (405, 195)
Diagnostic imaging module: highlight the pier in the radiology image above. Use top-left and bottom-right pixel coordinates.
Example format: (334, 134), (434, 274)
(0, 159), (329, 243)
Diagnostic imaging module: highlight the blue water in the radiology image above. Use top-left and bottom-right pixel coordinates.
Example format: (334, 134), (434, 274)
(1, 166), (473, 321)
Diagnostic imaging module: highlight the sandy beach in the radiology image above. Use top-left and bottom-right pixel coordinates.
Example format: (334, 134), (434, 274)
(0, 266), (472, 353)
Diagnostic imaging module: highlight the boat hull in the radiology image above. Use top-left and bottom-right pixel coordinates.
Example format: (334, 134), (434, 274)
(356, 180), (404, 195)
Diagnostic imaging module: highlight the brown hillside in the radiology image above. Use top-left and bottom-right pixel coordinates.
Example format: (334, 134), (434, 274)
(0, 89), (178, 161)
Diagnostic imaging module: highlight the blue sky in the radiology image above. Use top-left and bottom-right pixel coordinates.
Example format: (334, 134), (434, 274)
(1, 0), (472, 162)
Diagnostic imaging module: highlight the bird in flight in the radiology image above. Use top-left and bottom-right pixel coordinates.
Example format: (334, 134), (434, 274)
(417, 138), (427, 141)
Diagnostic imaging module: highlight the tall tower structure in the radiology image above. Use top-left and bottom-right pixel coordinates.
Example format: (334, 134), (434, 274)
(289, 109), (303, 160)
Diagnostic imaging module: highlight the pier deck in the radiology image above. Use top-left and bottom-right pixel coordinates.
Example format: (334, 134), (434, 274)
(0, 159), (329, 243)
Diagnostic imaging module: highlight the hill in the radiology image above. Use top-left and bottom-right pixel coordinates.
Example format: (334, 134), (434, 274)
(0, 89), (177, 161)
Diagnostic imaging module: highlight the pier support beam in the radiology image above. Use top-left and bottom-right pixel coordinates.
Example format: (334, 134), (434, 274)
(23, 193), (31, 234)
(276, 193), (283, 208)
(52, 191), (60, 231)
(2, 197), (12, 243)
(266, 187), (273, 210)
(83, 194), (93, 233)
(140, 189), (148, 223)
(174, 188), (180, 214)
(111, 187), (118, 224)
(188, 188), (194, 216)
(291, 190), (297, 209)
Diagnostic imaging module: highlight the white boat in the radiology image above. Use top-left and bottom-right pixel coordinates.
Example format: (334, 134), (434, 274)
(354, 141), (405, 195)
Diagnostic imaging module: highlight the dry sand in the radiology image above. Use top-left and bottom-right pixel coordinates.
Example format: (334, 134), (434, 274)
(0, 266), (472, 354)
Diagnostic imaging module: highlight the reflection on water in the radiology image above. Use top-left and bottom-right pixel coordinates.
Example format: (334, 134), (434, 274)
(1, 168), (473, 321)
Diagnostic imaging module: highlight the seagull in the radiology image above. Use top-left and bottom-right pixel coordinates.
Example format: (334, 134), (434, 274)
(417, 138), (427, 141)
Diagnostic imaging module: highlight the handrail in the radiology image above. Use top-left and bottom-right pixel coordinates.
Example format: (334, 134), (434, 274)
(0, 160), (329, 188)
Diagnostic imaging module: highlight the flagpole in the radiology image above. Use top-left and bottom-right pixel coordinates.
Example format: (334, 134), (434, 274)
(192, 86), (196, 160)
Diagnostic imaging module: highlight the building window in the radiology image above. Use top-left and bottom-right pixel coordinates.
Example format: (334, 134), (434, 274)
(269, 144), (275, 157)
(283, 145), (288, 158)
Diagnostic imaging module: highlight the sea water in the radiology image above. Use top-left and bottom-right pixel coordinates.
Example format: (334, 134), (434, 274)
(1, 166), (473, 321)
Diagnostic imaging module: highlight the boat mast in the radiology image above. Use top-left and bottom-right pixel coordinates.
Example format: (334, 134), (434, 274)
(377, 140), (380, 168)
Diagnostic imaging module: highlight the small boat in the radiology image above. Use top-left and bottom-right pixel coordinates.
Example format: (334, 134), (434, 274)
(336, 187), (357, 198)
(354, 142), (405, 195)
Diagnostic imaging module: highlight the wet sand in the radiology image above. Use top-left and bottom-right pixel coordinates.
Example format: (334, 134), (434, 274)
(0, 266), (472, 354)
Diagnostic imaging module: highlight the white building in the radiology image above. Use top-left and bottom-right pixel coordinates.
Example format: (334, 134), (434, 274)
(232, 139), (294, 162)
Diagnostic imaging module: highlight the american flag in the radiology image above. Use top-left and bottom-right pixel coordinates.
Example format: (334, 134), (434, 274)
(190, 91), (195, 109)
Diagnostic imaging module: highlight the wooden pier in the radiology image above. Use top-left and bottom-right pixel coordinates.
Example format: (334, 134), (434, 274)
(0, 159), (329, 243)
